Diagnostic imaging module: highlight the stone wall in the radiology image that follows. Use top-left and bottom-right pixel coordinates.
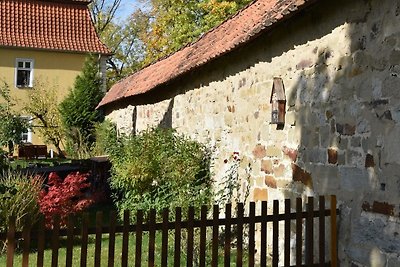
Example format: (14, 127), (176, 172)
(105, 0), (400, 265)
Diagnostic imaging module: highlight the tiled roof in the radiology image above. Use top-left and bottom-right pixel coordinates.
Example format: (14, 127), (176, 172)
(99, 0), (319, 108)
(0, 0), (111, 55)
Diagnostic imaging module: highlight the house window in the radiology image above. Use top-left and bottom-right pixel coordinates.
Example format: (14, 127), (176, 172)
(21, 116), (32, 143)
(15, 59), (34, 87)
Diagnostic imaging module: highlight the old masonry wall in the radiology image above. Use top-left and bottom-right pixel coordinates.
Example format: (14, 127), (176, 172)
(106, 0), (400, 265)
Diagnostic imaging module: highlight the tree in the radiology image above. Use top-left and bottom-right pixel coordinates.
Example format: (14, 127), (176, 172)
(89, 0), (146, 85)
(0, 82), (28, 154)
(59, 56), (105, 155)
(138, 0), (253, 65)
(23, 79), (65, 157)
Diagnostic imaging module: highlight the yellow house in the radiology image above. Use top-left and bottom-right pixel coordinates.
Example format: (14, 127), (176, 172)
(0, 0), (111, 154)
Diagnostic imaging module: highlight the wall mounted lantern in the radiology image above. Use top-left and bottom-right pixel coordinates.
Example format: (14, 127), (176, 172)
(270, 77), (286, 126)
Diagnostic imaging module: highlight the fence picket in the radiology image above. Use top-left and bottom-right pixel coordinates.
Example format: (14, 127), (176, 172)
(211, 205), (219, 267)
(272, 200), (279, 267)
(319, 196), (326, 266)
(108, 211), (117, 267)
(66, 215), (74, 267)
(122, 210), (130, 267)
(248, 202), (255, 267)
(80, 213), (89, 267)
(296, 198), (302, 267)
(173, 207), (181, 267)
(22, 223), (31, 267)
(260, 201), (267, 267)
(6, 216), (15, 267)
(148, 209), (156, 267)
(51, 215), (60, 267)
(199, 205), (207, 267)
(236, 203), (244, 267)
(284, 199), (291, 266)
(186, 206), (195, 267)
(161, 208), (169, 267)
(36, 216), (45, 267)
(135, 210), (144, 267)
(306, 197), (314, 266)
(94, 211), (103, 267)
(331, 195), (338, 267)
(224, 203), (232, 267)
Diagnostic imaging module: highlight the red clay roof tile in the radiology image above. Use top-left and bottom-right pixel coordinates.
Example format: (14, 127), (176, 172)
(0, 0), (111, 55)
(99, 0), (318, 108)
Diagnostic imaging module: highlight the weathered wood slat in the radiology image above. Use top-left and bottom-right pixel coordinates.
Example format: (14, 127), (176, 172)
(236, 203), (244, 267)
(80, 213), (89, 267)
(161, 208), (169, 267)
(306, 197), (314, 266)
(248, 202), (255, 267)
(331, 195), (337, 267)
(22, 224), (31, 267)
(36, 217), (45, 267)
(199, 205), (207, 267)
(51, 216), (60, 267)
(135, 210), (144, 267)
(285, 199), (291, 266)
(319, 196), (325, 266)
(122, 210), (130, 267)
(296, 198), (302, 267)
(6, 216), (15, 267)
(224, 203), (232, 267)
(173, 207), (181, 267)
(94, 211), (103, 267)
(186, 206), (195, 267)
(108, 211), (117, 267)
(66, 215), (74, 267)
(260, 201), (267, 267)
(211, 205), (219, 267)
(273, 200), (279, 267)
(148, 209), (156, 267)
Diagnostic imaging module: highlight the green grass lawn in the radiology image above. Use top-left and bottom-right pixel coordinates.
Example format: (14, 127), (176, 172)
(0, 231), (249, 266)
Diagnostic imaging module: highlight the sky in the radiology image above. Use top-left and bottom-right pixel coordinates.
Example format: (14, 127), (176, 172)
(114, 0), (147, 20)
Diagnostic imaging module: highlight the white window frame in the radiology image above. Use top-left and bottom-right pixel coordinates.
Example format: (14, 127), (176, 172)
(21, 116), (33, 143)
(15, 58), (34, 88)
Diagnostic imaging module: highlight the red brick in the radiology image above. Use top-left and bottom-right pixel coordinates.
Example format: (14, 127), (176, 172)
(265, 176), (277, 189)
(252, 144), (266, 159)
(292, 164), (313, 188)
(362, 201), (395, 216)
(282, 146), (297, 162)
(328, 148), (338, 164)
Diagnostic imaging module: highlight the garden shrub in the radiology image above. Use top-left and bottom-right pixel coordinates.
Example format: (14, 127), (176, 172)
(39, 172), (94, 228)
(91, 120), (119, 156)
(108, 128), (212, 221)
(0, 172), (43, 233)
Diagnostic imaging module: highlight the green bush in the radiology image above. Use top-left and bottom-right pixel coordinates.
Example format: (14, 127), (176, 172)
(91, 120), (119, 156)
(108, 128), (212, 221)
(0, 172), (43, 233)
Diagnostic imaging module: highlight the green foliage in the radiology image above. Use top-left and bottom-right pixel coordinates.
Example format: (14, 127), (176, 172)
(0, 82), (28, 153)
(91, 120), (119, 156)
(23, 79), (65, 157)
(59, 56), (105, 155)
(140, 0), (253, 65)
(108, 128), (212, 221)
(0, 172), (43, 233)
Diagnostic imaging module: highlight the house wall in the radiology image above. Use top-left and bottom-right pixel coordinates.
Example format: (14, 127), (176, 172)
(0, 48), (85, 150)
(106, 0), (400, 265)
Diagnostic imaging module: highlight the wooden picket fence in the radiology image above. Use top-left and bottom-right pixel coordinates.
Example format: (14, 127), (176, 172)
(1, 195), (338, 267)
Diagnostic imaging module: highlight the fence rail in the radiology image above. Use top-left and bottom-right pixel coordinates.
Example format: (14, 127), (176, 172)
(2, 195), (338, 267)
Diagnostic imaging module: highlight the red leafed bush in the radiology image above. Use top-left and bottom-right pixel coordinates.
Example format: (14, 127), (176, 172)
(39, 172), (94, 228)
